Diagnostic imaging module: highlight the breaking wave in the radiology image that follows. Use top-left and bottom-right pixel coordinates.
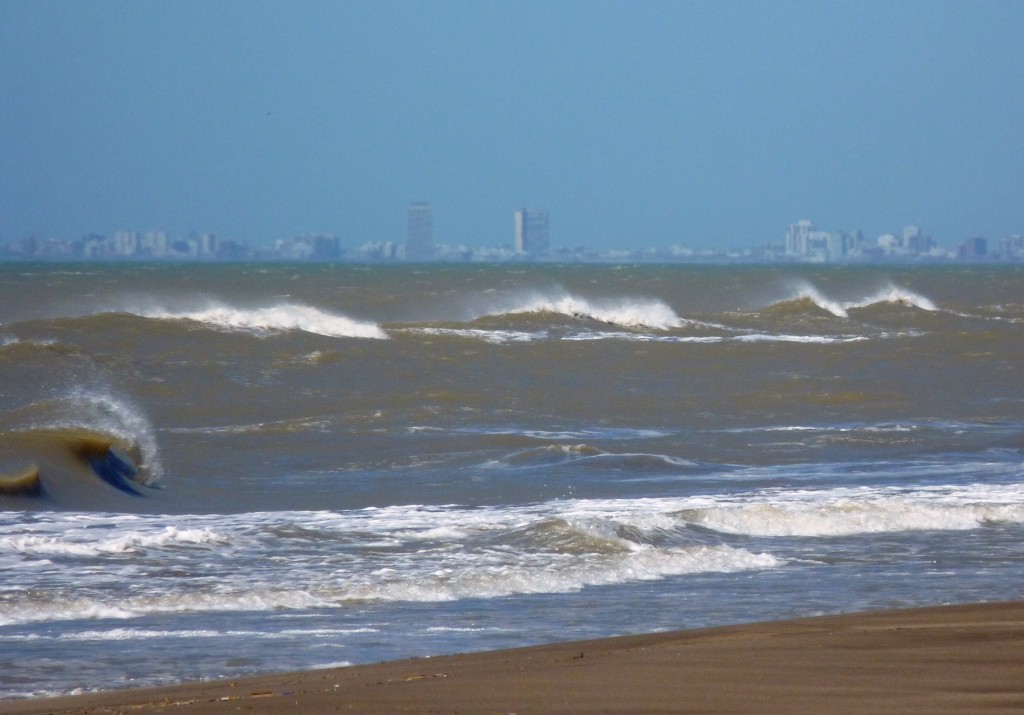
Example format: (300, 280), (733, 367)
(0, 390), (164, 502)
(779, 281), (938, 318)
(472, 290), (685, 330)
(137, 302), (388, 339)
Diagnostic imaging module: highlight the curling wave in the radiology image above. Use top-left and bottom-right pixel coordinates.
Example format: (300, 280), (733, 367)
(0, 390), (163, 503)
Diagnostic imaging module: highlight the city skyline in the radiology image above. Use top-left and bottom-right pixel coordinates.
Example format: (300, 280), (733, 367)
(3, 210), (1021, 263)
(2, 2), (1023, 252)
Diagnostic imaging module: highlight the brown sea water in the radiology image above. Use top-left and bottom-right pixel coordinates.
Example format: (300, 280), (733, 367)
(1, 263), (1022, 697)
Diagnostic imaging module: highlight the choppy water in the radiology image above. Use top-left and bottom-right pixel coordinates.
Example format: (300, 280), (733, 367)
(1, 263), (1022, 698)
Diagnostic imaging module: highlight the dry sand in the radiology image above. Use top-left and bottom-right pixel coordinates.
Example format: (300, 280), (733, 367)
(2, 601), (1022, 714)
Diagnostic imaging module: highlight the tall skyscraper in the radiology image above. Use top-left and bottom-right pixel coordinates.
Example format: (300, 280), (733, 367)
(514, 209), (549, 256)
(785, 220), (815, 256)
(406, 202), (433, 261)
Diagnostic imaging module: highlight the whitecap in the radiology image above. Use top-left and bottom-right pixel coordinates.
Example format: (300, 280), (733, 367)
(474, 290), (685, 330)
(843, 284), (938, 312)
(139, 302), (387, 339)
(782, 281), (938, 318)
(788, 282), (850, 317)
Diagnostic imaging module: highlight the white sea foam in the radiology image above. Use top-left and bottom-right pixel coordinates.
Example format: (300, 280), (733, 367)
(733, 333), (868, 344)
(677, 483), (1024, 536)
(2, 480), (1019, 627)
(140, 302), (387, 339)
(340, 544), (780, 603)
(51, 627), (377, 642)
(405, 327), (866, 345)
(399, 327), (544, 344)
(0, 525), (226, 557)
(0, 503), (777, 626)
(563, 331), (723, 343)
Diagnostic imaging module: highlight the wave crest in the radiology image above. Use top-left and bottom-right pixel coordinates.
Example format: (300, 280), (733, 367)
(775, 282), (938, 318)
(139, 302), (388, 339)
(476, 290), (685, 330)
(1, 390), (165, 493)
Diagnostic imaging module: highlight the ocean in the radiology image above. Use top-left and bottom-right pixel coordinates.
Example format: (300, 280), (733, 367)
(1, 262), (1022, 699)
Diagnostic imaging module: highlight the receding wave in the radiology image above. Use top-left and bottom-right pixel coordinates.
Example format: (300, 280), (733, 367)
(136, 302), (388, 339)
(0, 502), (780, 626)
(399, 326), (870, 345)
(0, 541), (777, 627)
(676, 483), (1024, 536)
(5, 479), (1019, 626)
(491, 444), (699, 471)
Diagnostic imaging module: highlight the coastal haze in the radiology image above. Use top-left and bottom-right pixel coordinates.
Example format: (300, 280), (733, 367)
(2, 1), (1024, 252)
(1, 263), (1022, 698)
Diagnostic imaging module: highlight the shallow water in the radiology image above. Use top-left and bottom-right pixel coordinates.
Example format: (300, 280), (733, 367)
(1, 263), (1022, 698)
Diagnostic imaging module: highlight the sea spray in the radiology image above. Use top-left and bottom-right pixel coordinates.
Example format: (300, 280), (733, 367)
(786, 282), (852, 317)
(842, 284), (938, 312)
(781, 281), (938, 317)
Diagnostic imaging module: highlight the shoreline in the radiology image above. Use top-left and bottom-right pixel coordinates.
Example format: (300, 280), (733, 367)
(2, 601), (1022, 714)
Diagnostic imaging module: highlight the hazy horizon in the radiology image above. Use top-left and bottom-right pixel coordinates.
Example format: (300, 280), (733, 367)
(2, 0), (1022, 250)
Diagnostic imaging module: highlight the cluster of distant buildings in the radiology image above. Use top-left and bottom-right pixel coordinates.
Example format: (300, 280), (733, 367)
(781, 220), (1022, 263)
(1, 207), (1021, 263)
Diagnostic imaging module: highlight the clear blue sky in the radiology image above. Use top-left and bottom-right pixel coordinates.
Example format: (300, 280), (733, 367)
(2, 0), (1022, 250)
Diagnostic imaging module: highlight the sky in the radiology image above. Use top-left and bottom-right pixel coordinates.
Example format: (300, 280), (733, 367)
(2, 0), (1023, 251)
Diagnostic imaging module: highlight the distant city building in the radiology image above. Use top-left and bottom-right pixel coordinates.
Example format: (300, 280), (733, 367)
(784, 220), (834, 261)
(200, 232), (218, 258)
(901, 225), (936, 254)
(406, 202), (433, 261)
(785, 220), (814, 256)
(877, 233), (899, 252)
(5, 214), (1022, 264)
(999, 234), (1023, 260)
(514, 208), (549, 256)
(275, 234), (340, 260)
(113, 230), (139, 257)
(959, 237), (988, 259)
(142, 230), (169, 257)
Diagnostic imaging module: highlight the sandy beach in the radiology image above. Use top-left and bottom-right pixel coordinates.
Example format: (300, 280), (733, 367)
(2, 601), (1021, 714)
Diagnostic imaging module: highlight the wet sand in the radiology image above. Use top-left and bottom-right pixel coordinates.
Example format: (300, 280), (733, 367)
(2, 601), (1022, 714)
